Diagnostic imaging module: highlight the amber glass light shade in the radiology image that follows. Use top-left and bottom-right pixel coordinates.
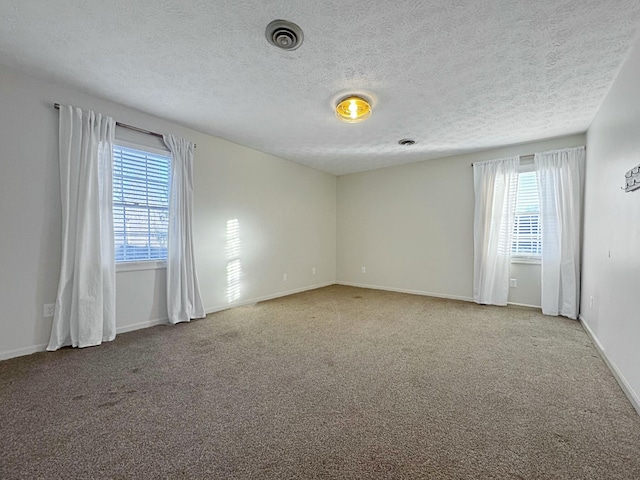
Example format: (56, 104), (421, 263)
(335, 96), (372, 123)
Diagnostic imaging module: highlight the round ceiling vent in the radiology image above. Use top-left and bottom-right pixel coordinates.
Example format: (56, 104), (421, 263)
(398, 139), (416, 146)
(266, 20), (304, 51)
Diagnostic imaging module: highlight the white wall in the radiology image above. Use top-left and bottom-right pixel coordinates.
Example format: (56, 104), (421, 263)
(336, 134), (585, 305)
(581, 40), (640, 412)
(508, 263), (541, 307)
(0, 64), (336, 359)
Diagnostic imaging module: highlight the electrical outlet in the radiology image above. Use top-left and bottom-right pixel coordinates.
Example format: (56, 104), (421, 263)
(509, 278), (517, 288)
(283, 273), (288, 282)
(43, 304), (55, 318)
(312, 267), (316, 275)
(361, 266), (366, 274)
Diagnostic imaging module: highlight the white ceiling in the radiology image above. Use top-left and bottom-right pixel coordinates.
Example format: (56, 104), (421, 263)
(1, 1), (640, 175)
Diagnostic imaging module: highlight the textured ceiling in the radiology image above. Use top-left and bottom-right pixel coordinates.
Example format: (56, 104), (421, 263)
(1, 1), (640, 175)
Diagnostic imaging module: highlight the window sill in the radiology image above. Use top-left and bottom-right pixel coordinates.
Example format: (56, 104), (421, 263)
(511, 257), (541, 265)
(116, 261), (166, 272)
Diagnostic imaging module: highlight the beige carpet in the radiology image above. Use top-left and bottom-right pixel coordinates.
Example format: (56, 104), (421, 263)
(1, 285), (639, 479)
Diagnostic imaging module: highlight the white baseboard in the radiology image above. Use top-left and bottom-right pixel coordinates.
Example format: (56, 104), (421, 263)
(580, 315), (640, 416)
(507, 301), (541, 309)
(116, 317), (169, 334)
(0, 343), (49, 361)
(0, 283), (336, 362)
(205, 281), (335, 315)
(337, 281), (543, 310)
(335, 281), (474, 303)
(0, 317), (171, 361)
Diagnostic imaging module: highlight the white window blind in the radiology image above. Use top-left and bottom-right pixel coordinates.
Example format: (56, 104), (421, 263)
(113, 145), (171, 263)
(512, 170), (542, 258)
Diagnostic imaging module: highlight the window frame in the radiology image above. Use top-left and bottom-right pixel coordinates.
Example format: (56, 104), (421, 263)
(511, 162), (542, 264)
(112, 140), (172, 272)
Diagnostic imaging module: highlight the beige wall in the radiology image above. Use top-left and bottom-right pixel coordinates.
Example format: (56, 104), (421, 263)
(581, 40), (640, 411)
(508, 263), (541, 307)
(336, 134), (586, 305)
(0, 65), (336, 359)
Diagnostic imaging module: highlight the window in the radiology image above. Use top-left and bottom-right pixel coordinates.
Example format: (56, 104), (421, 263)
(113, 145), (171, 263)
(512, 169), (541, 259)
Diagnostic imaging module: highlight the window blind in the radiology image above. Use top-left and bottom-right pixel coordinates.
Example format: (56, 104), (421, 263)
(512, 170), (542, 257)
(113, 145), (171, 263)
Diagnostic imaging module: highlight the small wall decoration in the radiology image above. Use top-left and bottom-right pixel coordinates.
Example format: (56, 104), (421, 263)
(624, 164), (640, 192)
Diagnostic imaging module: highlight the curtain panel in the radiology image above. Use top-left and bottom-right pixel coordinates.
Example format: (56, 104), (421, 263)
(47, 105), (116, 351)
(163, 135), (205, 324)
(534, 146), (586, 319)
(473, 157), (520, 306)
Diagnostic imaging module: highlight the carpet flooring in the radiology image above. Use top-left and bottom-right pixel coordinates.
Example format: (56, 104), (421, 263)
(1, 285), (639, 479)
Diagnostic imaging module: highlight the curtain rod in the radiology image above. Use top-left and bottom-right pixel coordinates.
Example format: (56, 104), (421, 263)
(53, 103), (196, 148)
(471, 154), (534, 167)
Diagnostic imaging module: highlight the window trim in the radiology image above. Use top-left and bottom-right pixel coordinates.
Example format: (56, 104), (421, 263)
(116, 260), (166, 273)
(114, 139), (170, 157)
(511, 256), (541, 265)
(113, 140), (171, 270)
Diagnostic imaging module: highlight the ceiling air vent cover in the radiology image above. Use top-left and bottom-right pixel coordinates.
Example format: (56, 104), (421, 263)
(266, 20), (304, 51)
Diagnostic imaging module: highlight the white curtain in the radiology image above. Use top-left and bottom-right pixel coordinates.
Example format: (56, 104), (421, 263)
(163, 135), (205, 324)
(47, 106), (116, 351)
(535, 147), (585, 319)
(473, 157), (520, 305)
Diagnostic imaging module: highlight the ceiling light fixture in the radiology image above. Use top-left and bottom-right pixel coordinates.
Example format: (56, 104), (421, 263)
(398, 139), (416, 146)
(335, 96), (372, 123)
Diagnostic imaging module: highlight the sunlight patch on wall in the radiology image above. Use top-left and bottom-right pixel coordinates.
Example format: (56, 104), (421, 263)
(226, 219), (242, 302)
